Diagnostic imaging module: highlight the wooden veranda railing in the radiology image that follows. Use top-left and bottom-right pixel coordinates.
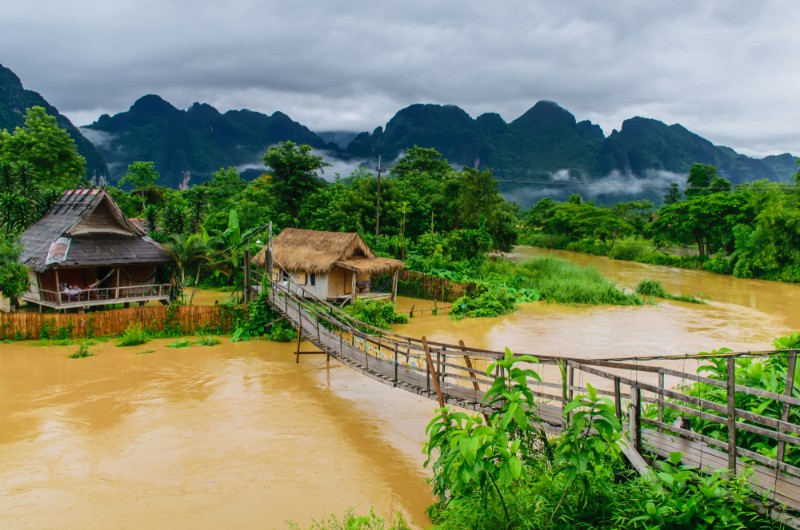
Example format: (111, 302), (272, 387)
(25, 283), (172, 309)
(267, 276), (800, 527)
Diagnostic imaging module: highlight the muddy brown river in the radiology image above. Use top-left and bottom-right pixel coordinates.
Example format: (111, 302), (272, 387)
(2, 246), (798, 528)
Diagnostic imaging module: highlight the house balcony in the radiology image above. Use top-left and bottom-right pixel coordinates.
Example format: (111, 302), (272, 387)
(23, 284), (172, 310)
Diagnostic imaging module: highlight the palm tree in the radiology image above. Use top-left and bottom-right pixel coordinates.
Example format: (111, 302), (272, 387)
(164, 230), (216, 304)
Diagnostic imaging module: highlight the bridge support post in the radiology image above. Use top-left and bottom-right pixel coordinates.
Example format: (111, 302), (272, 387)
(726, 357), (737, 475)
(422, 336), (445, 408)
(295, 321), (302, 364)
(657, 369), (665, 433)
(393, 344), (399, 387)
(777, 351), (797, 464)
(613, 376), (622, 420)
(630, 385), (642, 455)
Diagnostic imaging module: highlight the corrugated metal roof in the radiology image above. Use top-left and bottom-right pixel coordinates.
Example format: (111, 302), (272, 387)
(20, 189), (171, 272)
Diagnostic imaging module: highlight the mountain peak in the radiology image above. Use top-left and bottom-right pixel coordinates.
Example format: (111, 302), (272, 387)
(0, 63), (22, 88)
(129, 94), (179, 116)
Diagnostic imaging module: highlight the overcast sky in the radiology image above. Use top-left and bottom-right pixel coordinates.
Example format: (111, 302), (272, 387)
(2, 0), (798, 157)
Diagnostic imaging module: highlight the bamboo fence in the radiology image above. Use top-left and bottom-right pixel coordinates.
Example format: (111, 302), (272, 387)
(397, 270), (476, 302)
(0, 305), (243, 340)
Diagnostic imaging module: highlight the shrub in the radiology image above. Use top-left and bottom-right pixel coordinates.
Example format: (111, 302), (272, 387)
(117, 322), (149, 347)
(167, 338), (192, 348)
(68, 341), (93, 359)
(609, 237), (655, 262)
(635, 279), (704, 304)
(195, 335), (220, 346)
(343, 299), (408, 331)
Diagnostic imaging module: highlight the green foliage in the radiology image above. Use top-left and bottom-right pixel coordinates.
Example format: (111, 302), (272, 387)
(424, 349), (544, 525)
(0, 106), (86, 187)
(342, 299), (408, 331)
(262, 141), (329, 226)
(120, 161), (159, 200)
(657, 338), (800, 467)
(167, 337), (192, 348)
(117, 322), (150, 347)
(68, 341), (93, 359)
(634, 279), (704, 304)
(608, 237), (655, 261)
(451, 284), (538, 319)
(428, 350), (775, 529)
(287, 508), (409, 530)
(195, 335), (220, 346)
(0, 233), (30, 303)
(231, 290), (295, 342)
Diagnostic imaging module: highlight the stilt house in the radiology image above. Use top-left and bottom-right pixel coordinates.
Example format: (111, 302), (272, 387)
(252, 228), (403, 302)
(19, 188), (173, 310)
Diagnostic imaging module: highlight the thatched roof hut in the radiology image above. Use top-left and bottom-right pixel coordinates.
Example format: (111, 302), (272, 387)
(252, 228), (402, 275)
(252, 228), (403, 302)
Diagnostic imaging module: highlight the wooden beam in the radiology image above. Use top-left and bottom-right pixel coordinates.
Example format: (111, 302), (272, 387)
(727, 357), (737, 474)
(422, 336), (445, 408)
(778, 351), (797, 464)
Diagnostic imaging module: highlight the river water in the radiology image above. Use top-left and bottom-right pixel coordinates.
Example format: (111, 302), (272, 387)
(2, 247), (798, 528)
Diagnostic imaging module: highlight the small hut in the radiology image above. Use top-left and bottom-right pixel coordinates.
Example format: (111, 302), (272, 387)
(19, 188), (173, 310)
(252, 228), (403, 302)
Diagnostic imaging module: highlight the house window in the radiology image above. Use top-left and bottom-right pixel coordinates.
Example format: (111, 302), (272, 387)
(310, 273), (316, 286)
(296, 272), (307, 285)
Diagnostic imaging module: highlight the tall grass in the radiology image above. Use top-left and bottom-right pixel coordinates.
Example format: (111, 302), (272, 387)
(484, 257), (642, 305)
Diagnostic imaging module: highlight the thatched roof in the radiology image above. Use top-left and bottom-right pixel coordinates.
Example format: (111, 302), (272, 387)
(252, 228), (403, 274)
(20, 188), (171, 273)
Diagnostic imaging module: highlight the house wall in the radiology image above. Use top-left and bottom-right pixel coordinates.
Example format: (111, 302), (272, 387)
(327, 267), (352, 298)
(290, 270), (329, 299)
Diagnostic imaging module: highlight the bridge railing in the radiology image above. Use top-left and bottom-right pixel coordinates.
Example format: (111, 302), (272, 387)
(268, 274), (800, 477)
(570, 355), (800, 483)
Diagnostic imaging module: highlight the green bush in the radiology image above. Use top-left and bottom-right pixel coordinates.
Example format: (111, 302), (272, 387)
(195, 335), (220, 346)
(635, 279), (704, 304)
(609, 237), (655, 261)
(68, 341), (93, 359)
(117, 322), (149, 347)
(167, 338), (192, 348)
(343, 299), (408, 331)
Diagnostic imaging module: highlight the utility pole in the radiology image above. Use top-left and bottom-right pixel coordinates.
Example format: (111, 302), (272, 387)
(375, 155), (385, 236)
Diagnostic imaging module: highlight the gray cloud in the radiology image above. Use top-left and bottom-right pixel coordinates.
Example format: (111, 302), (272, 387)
(2, 0), (797, 156)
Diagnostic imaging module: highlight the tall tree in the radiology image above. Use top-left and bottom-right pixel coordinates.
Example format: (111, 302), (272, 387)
(685, 163), (718, 198)
(663, 181), (681, 204)
(0, 106), (85, 188)
(262, 141), (328, 226)
(120, 161), (160, 203)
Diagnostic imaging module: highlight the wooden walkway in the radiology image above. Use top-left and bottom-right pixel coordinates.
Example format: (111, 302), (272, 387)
(267, 278), (800, 526)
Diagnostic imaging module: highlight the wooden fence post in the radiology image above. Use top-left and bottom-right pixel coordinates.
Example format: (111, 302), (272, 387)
(393, 343), (399, 387)
(422, 336), (445, 408)
(726, 356), (737, 475)
(657, 369), (665, 432)
(630, 385), (642, 455)
(614, 376), (622, 421)
(777, 351), (796, 464)
(568, 364), (575, 402)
